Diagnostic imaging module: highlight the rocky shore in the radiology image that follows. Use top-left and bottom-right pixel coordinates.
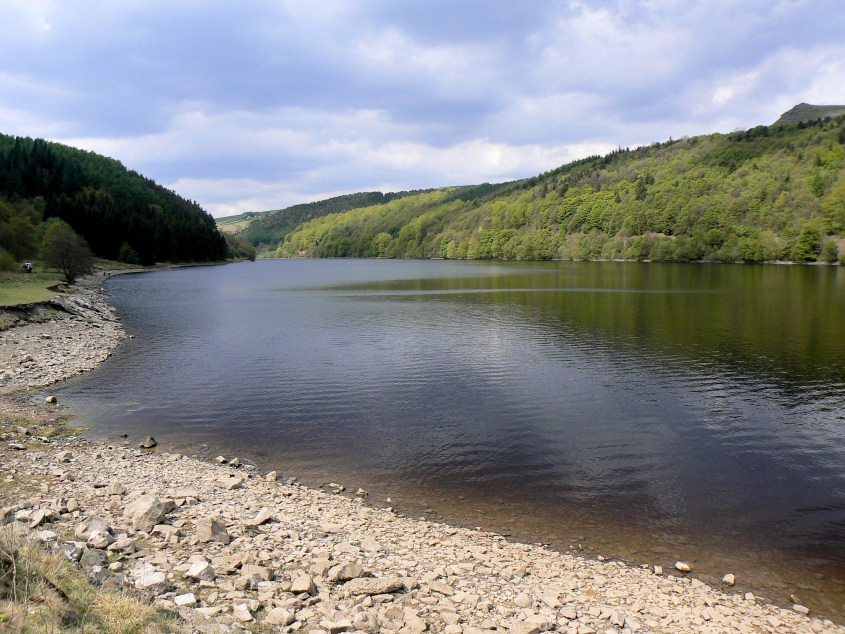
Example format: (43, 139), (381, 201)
(1, 275), (843, 633)
(0, 272), (126, 393)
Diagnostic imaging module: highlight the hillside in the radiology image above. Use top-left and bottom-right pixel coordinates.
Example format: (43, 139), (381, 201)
(0, 134), (226, 265)
(235, 190), (443, 249)
(276, 116), (845, 263)
(774, 103), (845, 126)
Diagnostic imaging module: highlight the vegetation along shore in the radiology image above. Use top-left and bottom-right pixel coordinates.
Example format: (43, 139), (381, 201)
(2, 274), (843, 632)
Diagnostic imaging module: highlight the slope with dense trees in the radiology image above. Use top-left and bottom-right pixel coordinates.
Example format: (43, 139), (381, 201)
(0, 134), (227, 266)
(276, 116), (845, 263)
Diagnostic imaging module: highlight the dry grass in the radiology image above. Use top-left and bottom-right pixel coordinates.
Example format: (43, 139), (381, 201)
(0, 529), (180, 633)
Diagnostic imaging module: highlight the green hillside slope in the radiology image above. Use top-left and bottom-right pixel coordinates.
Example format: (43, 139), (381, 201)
(0, 134), (226, 265)
(238, 190), (447, 248)
(278, 117), (845, 263)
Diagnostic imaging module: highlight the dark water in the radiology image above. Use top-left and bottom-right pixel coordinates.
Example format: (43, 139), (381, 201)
(52, 259), (845, 616)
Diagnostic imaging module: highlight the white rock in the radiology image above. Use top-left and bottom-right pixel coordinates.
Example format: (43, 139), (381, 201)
(232, 602), (253, 622)
(674, 561), (691, 573)
(290, 573), (316, 595)
(328, 561), (364, 582)
(722, 573), (735, 586)
(123, 495), (167, 532)
(195, 516), (229, 544)
(87, 528), (114, 549)
(135, 571), (169, 594)
(186, 559), (216, 582)
(342, 577), (404, 596)
(265, 607), (296, 626)
(174, 592), (196, 607)
(245, 507), (273, 526)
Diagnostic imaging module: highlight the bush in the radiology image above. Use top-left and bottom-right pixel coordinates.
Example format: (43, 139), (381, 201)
(117, 241), (141, 265)
(0, 248), (15, 272)
(821, 239), (839, 263)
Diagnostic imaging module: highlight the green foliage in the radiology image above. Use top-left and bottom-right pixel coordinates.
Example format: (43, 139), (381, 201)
(0, 198), (41, 260)
(271, 115), (845, 264)
(0, 134), (226, 264)
(223, 232), (256, 261)
(821, 239), (839, 263)
(38, 219), (93, 283)
(0, 248), (16, 272)
(117, 241), (141, 265)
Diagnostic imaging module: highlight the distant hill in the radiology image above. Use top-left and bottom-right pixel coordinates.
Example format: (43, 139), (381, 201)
(216, 211), (268, 234)
(235, 190), (433, 248)
(234, 183), (522, 250)
(277, 116), (845, 263)
(0, 134), (226, 264)
(774, 103), (845, 125)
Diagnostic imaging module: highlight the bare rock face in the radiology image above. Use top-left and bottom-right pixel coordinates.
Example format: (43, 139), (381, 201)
(195, 516), (229, 544)
(123, 495), (167, 532)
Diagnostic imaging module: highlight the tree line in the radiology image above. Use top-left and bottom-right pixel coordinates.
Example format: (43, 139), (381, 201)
(0, 134), (227, 269)
(274, 116), (845, 264)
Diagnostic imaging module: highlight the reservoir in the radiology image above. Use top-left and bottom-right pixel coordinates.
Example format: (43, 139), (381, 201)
(52, 259), (845, 616)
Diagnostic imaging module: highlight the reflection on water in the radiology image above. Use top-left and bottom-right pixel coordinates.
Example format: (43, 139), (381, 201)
(52, 259), (845, 617)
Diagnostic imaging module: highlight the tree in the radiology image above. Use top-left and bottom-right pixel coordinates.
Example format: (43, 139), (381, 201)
(39, 220), (93, 283)
(118, 241), (141, 264)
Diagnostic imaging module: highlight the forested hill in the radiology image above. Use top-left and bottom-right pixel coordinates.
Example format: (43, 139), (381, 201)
(0, 134), (226, 264)
(278, 116), (845, 263)
(238, 189), (443, 248)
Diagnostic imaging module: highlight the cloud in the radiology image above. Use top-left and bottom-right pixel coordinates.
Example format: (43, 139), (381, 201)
(0, 1), (843, 216)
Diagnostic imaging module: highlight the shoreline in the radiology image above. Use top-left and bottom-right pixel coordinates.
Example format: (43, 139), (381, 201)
(1, 273), (842, 632)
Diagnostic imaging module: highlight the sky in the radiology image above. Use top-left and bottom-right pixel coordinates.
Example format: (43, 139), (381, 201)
(1, 1), (844, 218)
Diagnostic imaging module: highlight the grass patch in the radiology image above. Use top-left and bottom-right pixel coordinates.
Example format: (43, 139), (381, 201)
(0, 271), (68, 307)
(0, 530), (181, 633)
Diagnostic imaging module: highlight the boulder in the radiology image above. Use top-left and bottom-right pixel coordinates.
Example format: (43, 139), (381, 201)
(290, 573), (316, 595)
(195, 516), (230, 544)
(245, 507), (273, 526)
(135, 570), (170, 594)
(265, 607), (295, 626)
(138, 436), (157, 449)
(87, 529), (114, 549)
(328, 561), (364, 582)
(124, 496), (167, 532)
(342, 577), (404, 597)
(174, 593), (197, 607)
(45, 396), (57, 404)
(232, 603), (253, 622)
(674, 561), (691, 573)
(75, 515), (111, 538)
(106, 482), (126, 496)
(186, 560), (216, 582)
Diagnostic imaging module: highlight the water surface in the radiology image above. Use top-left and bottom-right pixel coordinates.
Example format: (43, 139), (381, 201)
(52, 259), (845, 616)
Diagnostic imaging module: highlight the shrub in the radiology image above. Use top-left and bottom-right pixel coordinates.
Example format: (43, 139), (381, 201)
(0, 248), (15, 272)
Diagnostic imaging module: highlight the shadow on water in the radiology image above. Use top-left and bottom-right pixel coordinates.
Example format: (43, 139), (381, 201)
(50, 259), (845, 619)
